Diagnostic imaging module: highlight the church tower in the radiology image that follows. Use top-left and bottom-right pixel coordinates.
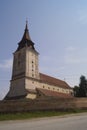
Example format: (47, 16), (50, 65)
(5, 21), (39, 99)
(5, 21), (73, 100)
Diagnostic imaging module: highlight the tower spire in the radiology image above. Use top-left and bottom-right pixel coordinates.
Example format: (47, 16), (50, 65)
(17, 20), (35, 51)
(22, 20), (31, 41)
(25, 19), (28, 30)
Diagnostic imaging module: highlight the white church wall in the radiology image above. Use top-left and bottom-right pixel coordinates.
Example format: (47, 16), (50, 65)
(26, 93), (36, 99)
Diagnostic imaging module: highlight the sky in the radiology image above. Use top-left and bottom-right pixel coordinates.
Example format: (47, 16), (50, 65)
(1, 0), (87, 99)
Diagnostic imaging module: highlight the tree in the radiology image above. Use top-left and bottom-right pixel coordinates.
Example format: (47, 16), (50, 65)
(73, 86), (79, 97)
(79, 75), (87, 97)
(73, 75), (87, 97)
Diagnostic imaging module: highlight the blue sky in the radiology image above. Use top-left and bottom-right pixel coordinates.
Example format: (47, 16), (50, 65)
(1, 0), (87, 99)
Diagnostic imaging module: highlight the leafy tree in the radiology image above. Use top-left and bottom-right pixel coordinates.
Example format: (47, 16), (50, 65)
(79, 75), (87, 97)
(74, 75), (87, 97)
(73, 86), (79, 97)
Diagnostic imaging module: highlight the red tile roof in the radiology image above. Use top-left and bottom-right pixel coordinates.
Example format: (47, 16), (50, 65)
(36, 88), (72, 98)
(40, 73), (71, 89)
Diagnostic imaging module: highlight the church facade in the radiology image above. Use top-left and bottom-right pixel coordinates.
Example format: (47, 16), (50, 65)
(5, 22), (73, 100)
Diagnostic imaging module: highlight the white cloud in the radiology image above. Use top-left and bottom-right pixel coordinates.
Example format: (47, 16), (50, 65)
(0, 58), (13, 70)
(0, 87), (9, 100)
(66, 46), (76, 51)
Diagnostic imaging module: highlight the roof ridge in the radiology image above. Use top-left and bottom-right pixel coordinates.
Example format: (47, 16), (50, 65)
(40, 73), (65, 82)
(40, 73), (71, 89)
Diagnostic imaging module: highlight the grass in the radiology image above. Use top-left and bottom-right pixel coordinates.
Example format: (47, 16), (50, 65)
(0, 109), (87, 121)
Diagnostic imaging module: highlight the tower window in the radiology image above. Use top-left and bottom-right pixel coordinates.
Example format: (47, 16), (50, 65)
(32, 74), (34, 77)
(57, 89), (59, 91)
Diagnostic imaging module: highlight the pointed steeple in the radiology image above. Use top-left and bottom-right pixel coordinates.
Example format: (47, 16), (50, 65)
(22, 20), (32, 41)
(16, 21), (35, 51)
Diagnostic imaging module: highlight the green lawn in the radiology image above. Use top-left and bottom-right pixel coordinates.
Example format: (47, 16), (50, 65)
(0, 109), (87, 121)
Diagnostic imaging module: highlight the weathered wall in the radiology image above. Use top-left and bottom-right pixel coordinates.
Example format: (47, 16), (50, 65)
(0, 98), (87, 113)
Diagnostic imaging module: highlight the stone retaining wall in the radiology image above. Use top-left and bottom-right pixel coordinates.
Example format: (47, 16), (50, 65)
(0, 98), (87, 113)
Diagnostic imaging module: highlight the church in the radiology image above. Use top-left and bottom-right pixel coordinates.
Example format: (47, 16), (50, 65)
(5, 21), (73, 100)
